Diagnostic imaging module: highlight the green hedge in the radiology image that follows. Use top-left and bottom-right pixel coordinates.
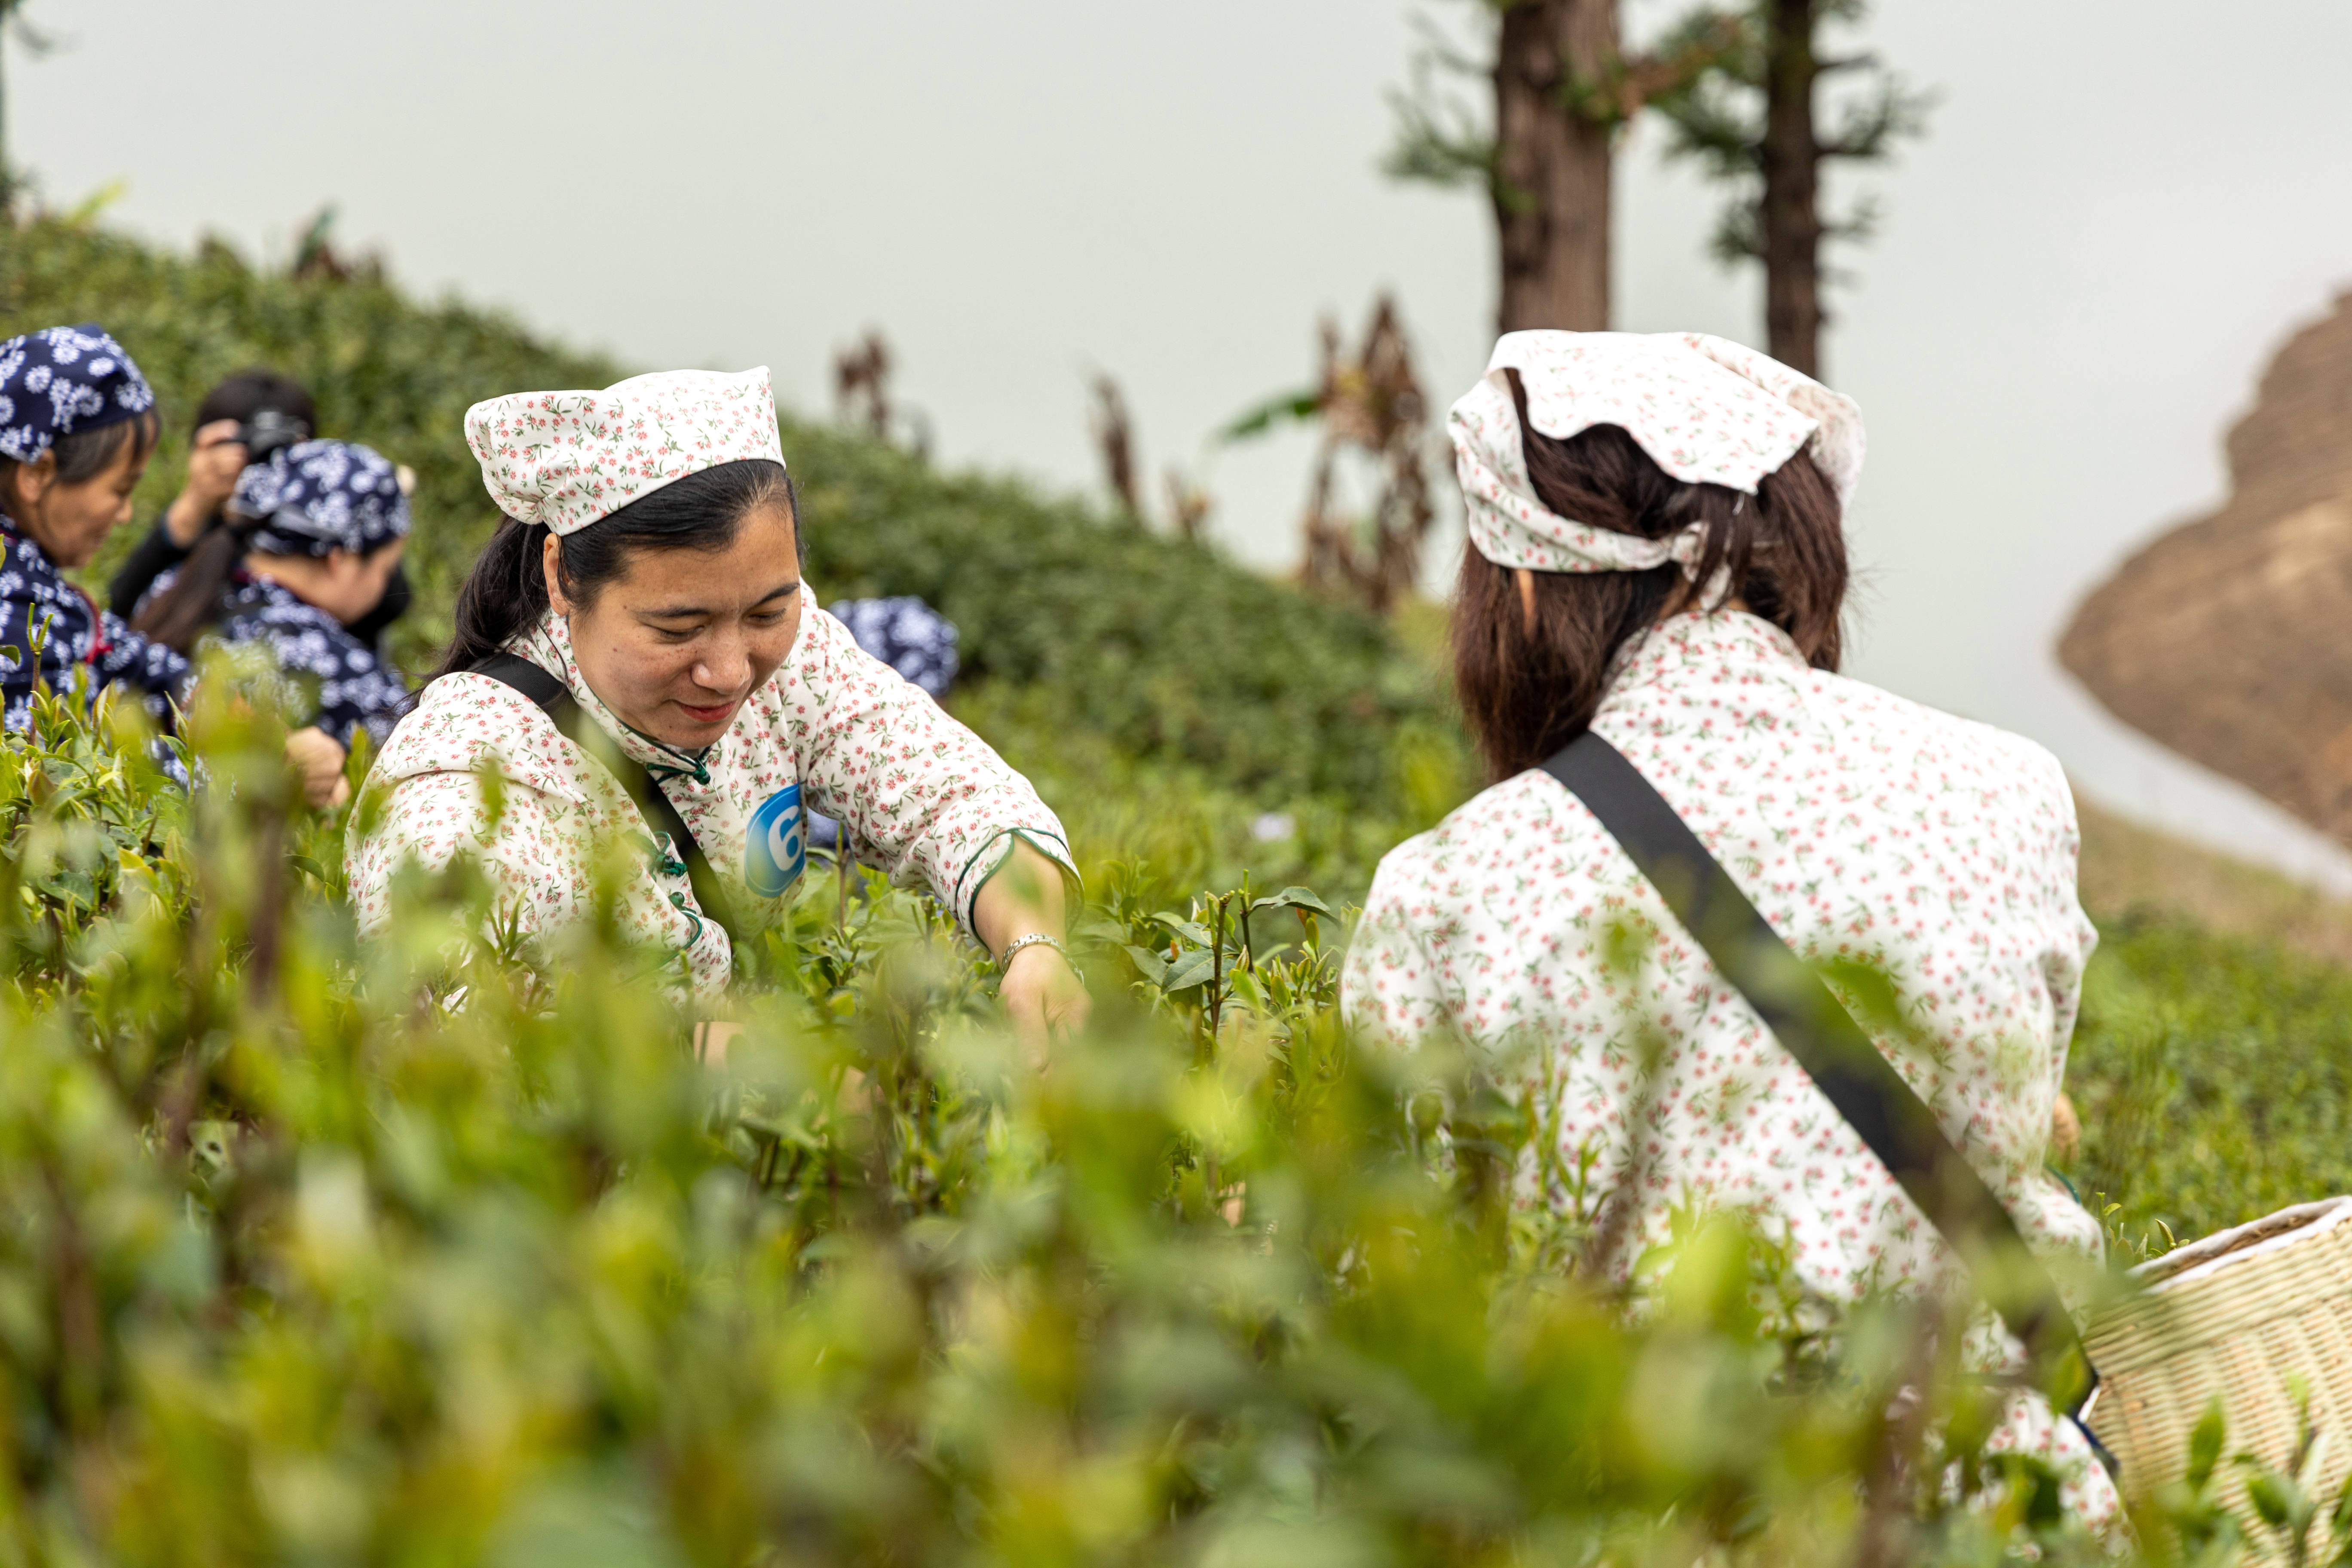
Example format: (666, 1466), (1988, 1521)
(0, 217), (615, 665)
(1, 217), (1467, 828)
(789, 424), (1454, 806)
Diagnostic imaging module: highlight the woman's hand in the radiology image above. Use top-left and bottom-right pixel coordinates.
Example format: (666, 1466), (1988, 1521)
(165, 420), (248, 547)
(285, 726), (350, 810)
(971, 839), (1087, 1059)
(999, 941), (1090, 1057)
(2050, 1091), (2081, 1164)
(692, 1021), (743, 1067)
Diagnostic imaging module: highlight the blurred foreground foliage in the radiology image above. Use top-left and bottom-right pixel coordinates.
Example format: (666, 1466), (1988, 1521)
(0, 215), (1474, 895)
(0, 667), (2319, 1566)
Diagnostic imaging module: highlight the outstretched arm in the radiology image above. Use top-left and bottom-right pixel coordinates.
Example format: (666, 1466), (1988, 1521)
(972, 837), (1089, 1050)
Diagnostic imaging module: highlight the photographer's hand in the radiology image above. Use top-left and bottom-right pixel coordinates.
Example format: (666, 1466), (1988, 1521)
(164, 420), (248, 546)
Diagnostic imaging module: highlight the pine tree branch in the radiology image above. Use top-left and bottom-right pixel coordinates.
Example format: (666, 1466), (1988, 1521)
(1815, 74), (1935, 161)
(1560, 9), (1748, 129)
(1382, 6), (1503, 200)
(1383, 84), (1503, 199)
(1709, 199), (1766, 265)
(1820, 192), (1883, 245)
(1, 0), (53, 56)
(1655, 85), (1764, 179)
(1648, 6), (1765, 180)
(1406, 4), (1498, 80)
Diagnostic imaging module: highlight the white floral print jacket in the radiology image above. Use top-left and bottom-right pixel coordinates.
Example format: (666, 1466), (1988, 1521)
(347, 591), (1074, 995)
(1342, 609), (2119, 1528)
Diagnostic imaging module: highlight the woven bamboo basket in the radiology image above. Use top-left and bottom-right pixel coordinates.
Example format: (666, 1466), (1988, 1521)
(2085, 1196), (2352, 1545)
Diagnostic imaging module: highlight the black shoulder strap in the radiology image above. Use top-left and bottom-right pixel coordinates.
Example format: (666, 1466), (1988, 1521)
(1542, 728), (2094, 1415)
(469, 654), (745, 946)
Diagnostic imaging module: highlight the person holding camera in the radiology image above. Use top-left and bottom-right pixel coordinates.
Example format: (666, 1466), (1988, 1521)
(0, 330), (363, 808)
(106, 370), (413, 651)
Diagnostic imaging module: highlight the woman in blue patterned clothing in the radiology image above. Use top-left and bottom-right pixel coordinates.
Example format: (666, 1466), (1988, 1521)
(0, 324), (193, 731)
(132, 440), (410, 789)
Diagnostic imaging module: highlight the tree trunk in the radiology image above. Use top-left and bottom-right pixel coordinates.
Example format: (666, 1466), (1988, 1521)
(1491, 0), (1618, 334)
(0, 28), (11, 208)
(1759, 0), (1823, 376)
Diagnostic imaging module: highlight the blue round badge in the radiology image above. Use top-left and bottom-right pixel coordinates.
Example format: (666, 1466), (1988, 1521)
(744, 784), (806, 898)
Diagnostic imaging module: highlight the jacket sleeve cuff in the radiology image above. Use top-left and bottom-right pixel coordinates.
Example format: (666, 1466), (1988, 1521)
(952, 825), (1079, 939)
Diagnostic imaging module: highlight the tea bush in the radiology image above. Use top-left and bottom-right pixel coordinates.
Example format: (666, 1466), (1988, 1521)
(2063, 908), (2352, 1257)
(0, 666), (2324, 1565)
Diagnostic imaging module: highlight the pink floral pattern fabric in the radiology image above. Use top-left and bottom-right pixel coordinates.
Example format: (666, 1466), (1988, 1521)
(465, 368), (787, 536)
(1341, 609), (2118, 1528)
(1452, 332), (1865, 575)
(346, 591), (1074, 996)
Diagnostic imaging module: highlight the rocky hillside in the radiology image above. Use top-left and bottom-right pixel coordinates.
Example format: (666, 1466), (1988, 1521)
(2060, 291), (2352, 839)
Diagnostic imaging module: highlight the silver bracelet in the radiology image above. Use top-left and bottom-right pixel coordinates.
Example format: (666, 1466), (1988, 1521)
(996, 931), (1070, 969)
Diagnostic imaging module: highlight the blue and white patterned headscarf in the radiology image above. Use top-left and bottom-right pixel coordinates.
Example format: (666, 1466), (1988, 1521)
(0, 323), (156, 462)
(828, 595), (959, 698)
(232, 439), (412, 557)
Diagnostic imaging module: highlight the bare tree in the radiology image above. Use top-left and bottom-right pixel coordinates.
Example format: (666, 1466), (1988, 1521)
(1388, 1), (1730, 333)
(1650, 0), (1931, 377)
(1089, 373), (1142, 518)
(833, 332), (894, 440)
(290, 207), (384, 285)
(1163, 468), (1213, 545)
(1085, 369), (1216, 541)
(1228, 297), (1436, 616)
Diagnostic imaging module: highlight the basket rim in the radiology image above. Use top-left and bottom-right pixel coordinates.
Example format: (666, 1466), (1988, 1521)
(2132, 1196), (2352, 1292)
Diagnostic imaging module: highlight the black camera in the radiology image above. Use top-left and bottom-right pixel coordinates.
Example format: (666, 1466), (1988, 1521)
(237, 407), (310, 465)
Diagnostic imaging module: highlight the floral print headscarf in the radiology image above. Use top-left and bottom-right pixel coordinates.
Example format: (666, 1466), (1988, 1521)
(1449, 331), (1866, 577)
(465, 367), (786, 536)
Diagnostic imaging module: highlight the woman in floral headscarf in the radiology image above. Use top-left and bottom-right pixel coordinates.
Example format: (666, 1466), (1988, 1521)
(1341, 332), (2119, 1531)
(346, 367), (1086, 1043)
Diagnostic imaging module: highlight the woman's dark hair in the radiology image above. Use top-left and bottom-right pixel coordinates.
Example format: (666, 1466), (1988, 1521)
(0, 410), (164, 519)
(129, 512), (263, 652)
(1452, 369), (1847, 781)
(135, 516), (407, 654)
(431, 458), (801, 683)
(194, 369), (316, 435)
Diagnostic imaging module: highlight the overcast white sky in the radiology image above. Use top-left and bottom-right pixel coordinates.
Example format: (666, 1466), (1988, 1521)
(14, 1), (2352, 882)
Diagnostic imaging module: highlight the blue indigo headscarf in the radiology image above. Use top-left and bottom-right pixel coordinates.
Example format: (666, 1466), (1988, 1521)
(232, 439), (412, 557)
(0, 323), (156, 462)
(828, 595), (959, 698)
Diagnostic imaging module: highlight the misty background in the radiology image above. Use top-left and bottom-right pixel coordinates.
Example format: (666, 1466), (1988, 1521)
(14, 0), (2352, 883)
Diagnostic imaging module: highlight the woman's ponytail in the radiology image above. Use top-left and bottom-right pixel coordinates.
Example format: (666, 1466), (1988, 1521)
(429, 516), (552, 683)
(130, 516), (264, 653)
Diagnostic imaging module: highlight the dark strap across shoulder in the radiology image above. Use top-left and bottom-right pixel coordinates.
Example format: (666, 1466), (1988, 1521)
(1542, 728), (2095, 1416)
(469, 653), (744, 946)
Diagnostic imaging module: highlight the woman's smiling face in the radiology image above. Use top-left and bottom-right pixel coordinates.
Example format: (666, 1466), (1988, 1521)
(3, 435), (152, 569)
(545, 500), (804, 749)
